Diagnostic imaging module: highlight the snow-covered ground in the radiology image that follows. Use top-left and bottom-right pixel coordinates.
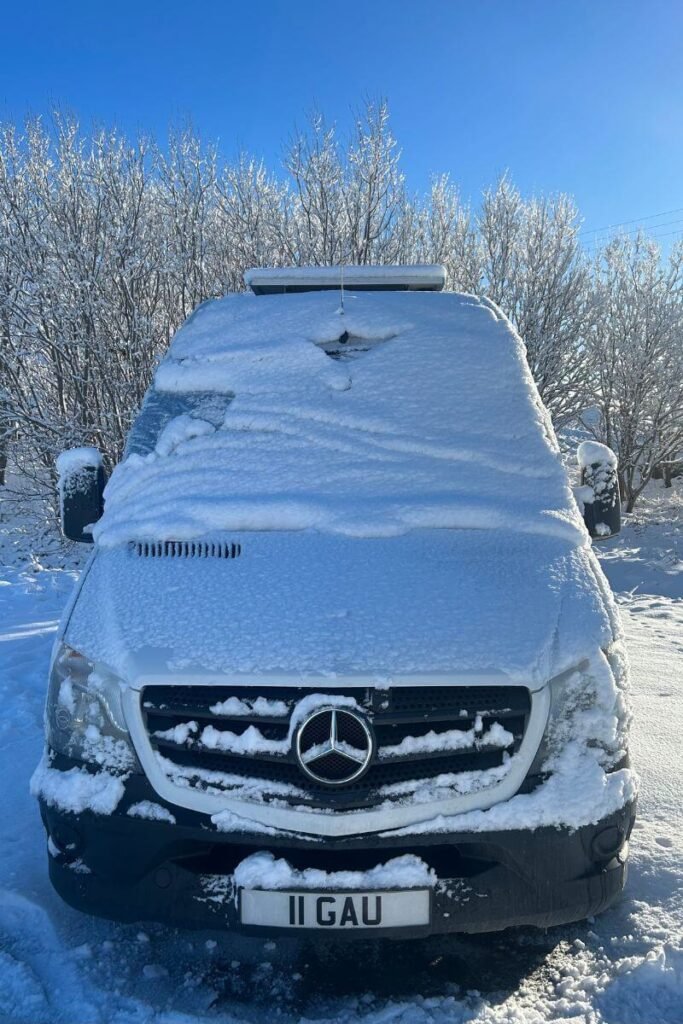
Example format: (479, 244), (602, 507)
(0, 481), (681, 1023)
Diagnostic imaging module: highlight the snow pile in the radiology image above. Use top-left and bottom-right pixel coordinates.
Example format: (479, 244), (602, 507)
(209, 695), (288, 717)
(210, 809), (287, 836)
(156, 692), (364, 759)
(92, 290), (583, 547)
(597, 945), (683, 1024)
(155, 751), (308, 802)
(153, 414), (215, 457)
(233, 851), (436, 890)
(153, 720), (198, 745)
(55, 447), (103, 508)
(80, 727), (137, 773)
(379, 721), (513, 759)
(577, 442), (619, 504)
(379, 760), (513, 801)
(30, 753), (125, 816)
(577, 440), (618, 470)
(126, 800), (176, 823)
(387, 746), (636, 837)
(199, 722), (288, 756)
(55, 447), (103, 478)
(387, 646), (634, 835)
(573, 483), (596, 512)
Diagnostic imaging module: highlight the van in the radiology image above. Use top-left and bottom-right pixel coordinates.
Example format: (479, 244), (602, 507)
(33, 265), (635, 938)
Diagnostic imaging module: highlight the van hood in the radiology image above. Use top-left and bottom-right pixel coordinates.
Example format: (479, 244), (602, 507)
(64, 530), (614, 688)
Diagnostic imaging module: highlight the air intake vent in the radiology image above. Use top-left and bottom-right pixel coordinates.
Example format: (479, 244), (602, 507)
(314, 331), (395, 361)
(131, 540), (241, 560)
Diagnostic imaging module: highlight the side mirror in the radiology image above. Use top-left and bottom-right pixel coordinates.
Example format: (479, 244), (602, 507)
(575, 442), (621, 540)
(56, 448), (106, 543)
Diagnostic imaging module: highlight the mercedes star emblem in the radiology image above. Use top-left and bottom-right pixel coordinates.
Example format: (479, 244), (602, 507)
(295, 706), (374, 786)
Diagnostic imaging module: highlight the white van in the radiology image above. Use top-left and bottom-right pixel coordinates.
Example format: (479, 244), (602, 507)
(33, 265), (635, 938)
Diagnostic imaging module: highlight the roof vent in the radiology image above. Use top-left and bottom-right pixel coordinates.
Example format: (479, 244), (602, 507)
(314, 330), (396, 361)
(131, 541), (242, 560)
(245, 264), (446, 295)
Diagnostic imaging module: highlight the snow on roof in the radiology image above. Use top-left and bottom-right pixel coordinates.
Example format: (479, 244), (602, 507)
(244, 264), (446, 293)
(93, 289), (585, 550)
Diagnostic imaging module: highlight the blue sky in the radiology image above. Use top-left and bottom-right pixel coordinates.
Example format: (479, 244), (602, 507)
(1, 0), (682, 248)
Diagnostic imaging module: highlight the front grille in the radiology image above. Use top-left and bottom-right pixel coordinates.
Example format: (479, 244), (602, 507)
(141, 685), (531, 811)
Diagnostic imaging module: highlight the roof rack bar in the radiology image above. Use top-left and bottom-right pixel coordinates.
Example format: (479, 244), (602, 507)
(244, 264), (446, 295)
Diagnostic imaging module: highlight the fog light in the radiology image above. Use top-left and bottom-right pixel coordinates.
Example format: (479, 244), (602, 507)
(154, 867), (173, 889)
(591, 825), (625, 861)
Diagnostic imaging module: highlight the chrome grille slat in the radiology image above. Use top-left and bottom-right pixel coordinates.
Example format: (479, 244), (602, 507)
(153, 736), (291, 764)
(153, 743), (509, 804)
(145, 706), (290, 725)
(377, 743), (521, 764)
(373, 708), (523, 725)
(151, 733), (517, 765)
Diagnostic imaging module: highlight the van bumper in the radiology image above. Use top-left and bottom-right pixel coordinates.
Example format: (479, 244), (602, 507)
(38, 782), (635, 938)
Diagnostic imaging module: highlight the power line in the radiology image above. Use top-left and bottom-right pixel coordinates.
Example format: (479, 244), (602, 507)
(645, 227), (683, 242)
(587, 228), (683, 257)
(584, 216), (683, 248)
(580, 206), (683, 237)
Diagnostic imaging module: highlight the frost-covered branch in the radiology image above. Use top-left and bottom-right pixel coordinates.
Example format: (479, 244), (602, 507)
(0, 107), (681, 526)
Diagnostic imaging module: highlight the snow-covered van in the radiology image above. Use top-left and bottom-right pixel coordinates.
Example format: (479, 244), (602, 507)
(33, 266), (636, 939)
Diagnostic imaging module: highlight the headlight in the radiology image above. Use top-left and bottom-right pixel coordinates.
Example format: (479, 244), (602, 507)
(46, 643), (138, 772)
(528, 651), (628, 777)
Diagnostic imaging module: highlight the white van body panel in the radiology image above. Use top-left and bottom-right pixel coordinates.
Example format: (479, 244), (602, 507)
(52, 286), (631, 837)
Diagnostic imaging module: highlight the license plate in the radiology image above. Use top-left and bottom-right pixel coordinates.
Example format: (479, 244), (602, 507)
(240, 889), (431, 930)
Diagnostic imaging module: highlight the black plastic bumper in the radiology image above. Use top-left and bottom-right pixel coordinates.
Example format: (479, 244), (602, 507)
(38, 766), (635, 939)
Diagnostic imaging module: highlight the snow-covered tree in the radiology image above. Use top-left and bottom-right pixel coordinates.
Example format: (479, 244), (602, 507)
(286, 112), (346, 266)
(0, 119), (167, 512)
(285, 101), (408, 266)
(216, 156), (291, 281)
(584, 235), (683, 511)
(0, 106), (681, 525)
(479, 176), (592, 425)
(409, 175), (481, 292)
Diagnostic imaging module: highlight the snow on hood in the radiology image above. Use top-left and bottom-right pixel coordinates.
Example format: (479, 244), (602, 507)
(64, 529), (613, 686)
(92, 290), (586, 548)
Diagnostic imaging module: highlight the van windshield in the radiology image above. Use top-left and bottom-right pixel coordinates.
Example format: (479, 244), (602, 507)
(125, 390), (232, 458)
(96, 290), (582, 551)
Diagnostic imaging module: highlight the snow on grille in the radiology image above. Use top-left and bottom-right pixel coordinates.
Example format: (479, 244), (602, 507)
(140, 684), (531, 811)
